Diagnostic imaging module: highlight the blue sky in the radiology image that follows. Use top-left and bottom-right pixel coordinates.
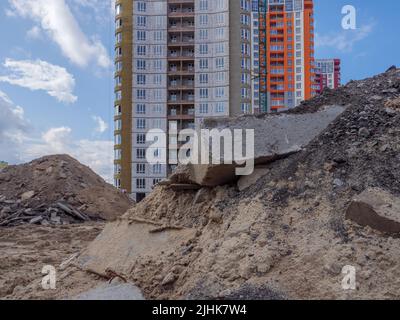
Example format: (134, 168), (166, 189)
(0, 0), (398, 181)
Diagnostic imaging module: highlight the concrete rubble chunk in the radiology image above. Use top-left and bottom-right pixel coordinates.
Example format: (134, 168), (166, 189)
(170, 105), (345, 187)
(77, 220), (197, 278)
(346, 188), (400, 234)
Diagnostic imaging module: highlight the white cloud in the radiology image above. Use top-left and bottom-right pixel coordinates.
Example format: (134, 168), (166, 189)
(315, 24), (374, 53)
(0, 58), (77, 103)
(25, 127), (114, 182)
(0, 91), (113, 182)
(0, 90), (31, 163)
(92, 115), (108, 133)
(8, 0), (111, 69)
(26, 25), (42, 39)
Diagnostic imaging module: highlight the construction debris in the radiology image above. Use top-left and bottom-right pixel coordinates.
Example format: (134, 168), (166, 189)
(166, 105), (345, 188)
(0, 154), (133, 227)
(2, 67), (400, 300)
(71, 67), (400, 300)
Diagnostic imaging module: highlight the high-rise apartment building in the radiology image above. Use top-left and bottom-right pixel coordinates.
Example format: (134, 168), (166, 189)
(315, 58), (341, 94)
(251, 0), (261, 114)
(258, 0), (317, 112)
(114, 0), (255, 201)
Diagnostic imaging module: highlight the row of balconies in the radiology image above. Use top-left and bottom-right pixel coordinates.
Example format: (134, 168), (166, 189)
(168, 79), (194, 88)
(168, 6), (194, 17)
(168, 50), (194, 59)
(168, 22), (195, 31)
(168, 66), (195, 74)
(168, 93), (194, 103)
(168, 36), (195, 45)
(168, 107), (195, 118)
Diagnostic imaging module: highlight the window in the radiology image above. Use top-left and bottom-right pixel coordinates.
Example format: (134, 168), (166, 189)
(115, 18), (122, 29)
(136, 118), (146, 129)
(136, 133), (146, 144)
(136, 163), (145, 174)
(153, 164), (162, 174)
(115, 4), (121, 15)
(136, 149), (146, 159)
(199, 103), (208, 114)
(114, 105), (121, 116)
(136, 104), (146, 114)
(136, 178), (146, 189)
(114, 134), (121, 145)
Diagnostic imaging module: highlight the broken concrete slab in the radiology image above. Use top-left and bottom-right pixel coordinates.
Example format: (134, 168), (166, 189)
(168, 105), (345, 188)
(200, 105), (345, 163)
(346, 188), (400, 234)
(73, 282), (145, 300)
(77, 219), (196, 278)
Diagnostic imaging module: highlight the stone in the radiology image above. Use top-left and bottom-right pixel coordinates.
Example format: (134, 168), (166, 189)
(333, 178), (344, 187)
(20, 190), (35, 201)
(370, 95), (383, 101)
(192, 188), (209, 205)
(59, 172), (67, 179)
(358, 127), (370, 138)
(209, 210), (223, 224)
(1, 206), (12, 215)
(161, 272), (177, 286)
(346, 188), (400, 234)
(29, 216), (43, 224)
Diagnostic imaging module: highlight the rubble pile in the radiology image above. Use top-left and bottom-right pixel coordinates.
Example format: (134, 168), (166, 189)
(0, 155), (133, 227)
(72, 67), (400, 300)
(3, 67), (400, 300)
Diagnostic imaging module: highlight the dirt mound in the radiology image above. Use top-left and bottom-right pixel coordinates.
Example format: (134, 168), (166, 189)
(71, 67), (400, 300)
(0, 155), (133, 226)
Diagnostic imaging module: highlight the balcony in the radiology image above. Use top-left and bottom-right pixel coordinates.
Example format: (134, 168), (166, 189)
(168, 36), (195, 46)
(168, 51), (194, 61)
(168, 80), (194, 90)
(168, 67), (194, 75)
(168, 94), (194, 104)
(168, 7), (195, 18)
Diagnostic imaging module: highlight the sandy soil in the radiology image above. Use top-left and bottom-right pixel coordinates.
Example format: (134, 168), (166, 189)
(0, 223), (106, 300)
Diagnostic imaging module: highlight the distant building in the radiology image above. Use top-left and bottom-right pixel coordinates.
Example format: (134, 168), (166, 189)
(114, 0), (256, 201)
(315, 59), (341, 93)
(258, 0), (317, 113)
(0, 161), (8, 170)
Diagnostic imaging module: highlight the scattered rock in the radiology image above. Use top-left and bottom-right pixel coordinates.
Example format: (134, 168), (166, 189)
(20, 191), (35, 202)
(29, 216), (43, 225)
(161, 273), (177, 286)
(358, 127), (370, 138)
(333, 178), (344, 187)
(346, 188), (400, 234)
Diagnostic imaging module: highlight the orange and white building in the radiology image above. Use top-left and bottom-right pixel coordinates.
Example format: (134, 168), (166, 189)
(258, 0), (317, 112)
